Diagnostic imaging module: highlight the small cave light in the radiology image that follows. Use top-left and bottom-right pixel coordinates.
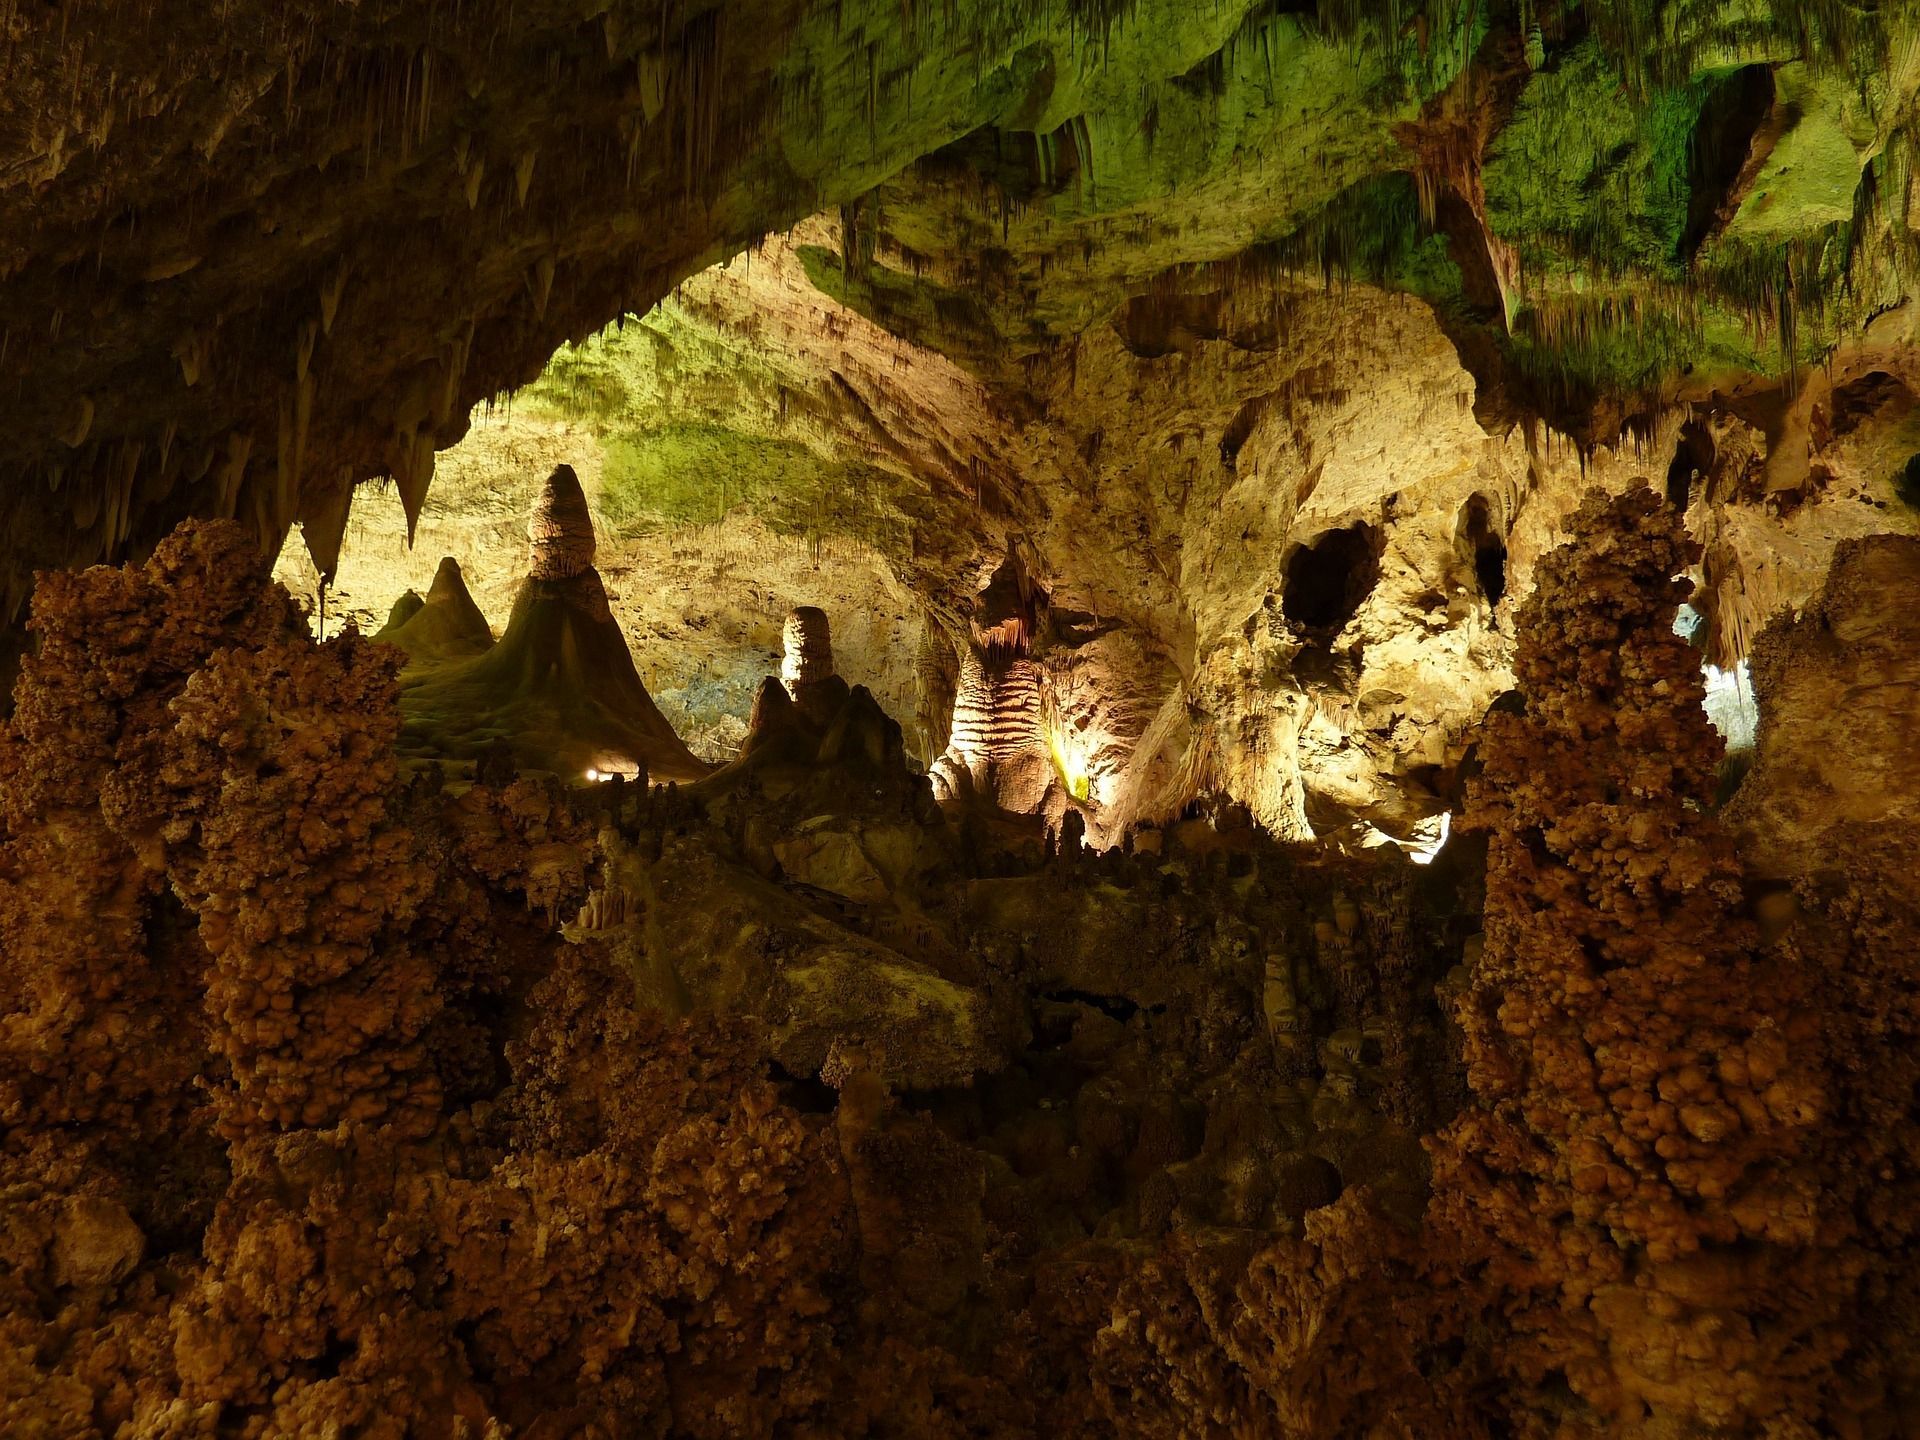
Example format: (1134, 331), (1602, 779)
(1407, 811), (1452, 866)
(584, 761), (639, 784)
(1046, 725), (1095, 805)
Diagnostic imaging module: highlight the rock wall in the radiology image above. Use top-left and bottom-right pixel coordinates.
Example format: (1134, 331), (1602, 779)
(337, 220), (1917, 828)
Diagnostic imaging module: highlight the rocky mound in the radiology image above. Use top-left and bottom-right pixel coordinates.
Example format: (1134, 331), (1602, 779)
(373, 555), (495, 664)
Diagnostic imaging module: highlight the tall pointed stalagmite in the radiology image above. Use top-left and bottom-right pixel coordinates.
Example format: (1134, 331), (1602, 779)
(528, 463), (597, 580)
(396, 465), (706, 781)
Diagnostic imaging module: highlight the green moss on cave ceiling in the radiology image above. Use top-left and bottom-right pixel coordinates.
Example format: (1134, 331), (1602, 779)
(798, 4), (1920, 422)
(520, 297), (929, 560)
(588, 0), (1920, 443)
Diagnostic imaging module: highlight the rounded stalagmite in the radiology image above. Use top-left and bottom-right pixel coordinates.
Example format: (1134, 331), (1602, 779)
(781, 606), (836, 698)
(528, 463), (596, 580)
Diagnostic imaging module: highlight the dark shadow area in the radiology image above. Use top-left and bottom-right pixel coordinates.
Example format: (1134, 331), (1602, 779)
(1462, 494), (1507, 607)
(1666, 419), (1716, 509)
(1684, 64), (1775, 259)
(1282, 523), (1380, 633)
(1829, 370), (1914, 438)
(1111, 290), (1227, 358)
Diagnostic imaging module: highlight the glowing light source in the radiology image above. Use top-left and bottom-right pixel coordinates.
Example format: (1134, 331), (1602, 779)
(1407, 811), (1451, 866)
(1045, 725), (1094, 804)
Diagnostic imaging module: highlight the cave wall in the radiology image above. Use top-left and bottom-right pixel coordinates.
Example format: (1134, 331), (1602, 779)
(356, 215), (1916, 837)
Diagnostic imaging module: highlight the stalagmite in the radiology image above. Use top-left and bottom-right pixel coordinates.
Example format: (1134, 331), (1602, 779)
(395, 462), (702, 780)
(773, 604), (852, 729)
(374, 555), (494, 662)
(780, 605), (832, 689)
(6, 6), (1920, 1435)
(946, 647), (1046, 773)
(931, 547), (1059, 816)
(529, 463), (595, 579)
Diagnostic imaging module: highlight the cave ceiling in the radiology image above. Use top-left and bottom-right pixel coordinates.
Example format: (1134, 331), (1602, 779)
(7, 0), (1920, 632)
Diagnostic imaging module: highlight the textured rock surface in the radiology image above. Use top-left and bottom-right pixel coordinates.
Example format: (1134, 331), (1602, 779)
(1726, 533), (1920, 877)
(7, 4), (1920, 1432)
(1428, 488), (1834, 1431)
(7, 505), (1920, 1434)
(394, 461), (708, 780)
(528, 464), (598, 580)
(341, 220), (1915, 830)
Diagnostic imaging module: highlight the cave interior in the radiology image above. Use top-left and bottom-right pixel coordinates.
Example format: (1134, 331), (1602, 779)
(5, 2), (1920, 1436)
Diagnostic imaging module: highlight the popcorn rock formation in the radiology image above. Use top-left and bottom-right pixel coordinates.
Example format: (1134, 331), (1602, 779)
(1427, 487), (1849, 1433)
(6, 2), (1920, 1429)
(3, 505), (1919, 1435)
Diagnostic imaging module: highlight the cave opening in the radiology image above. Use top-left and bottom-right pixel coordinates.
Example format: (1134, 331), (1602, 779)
(1665, 420), (1715, 510)
(1462, 494), (1507, 608)
(1281, 523), (1380, 634)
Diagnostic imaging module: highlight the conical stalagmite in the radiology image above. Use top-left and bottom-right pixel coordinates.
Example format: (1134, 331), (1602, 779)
(374, 556), (495, 663)
(396, 465), (706, 781)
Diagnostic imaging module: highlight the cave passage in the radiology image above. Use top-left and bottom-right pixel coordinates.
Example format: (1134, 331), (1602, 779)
(1282, 523), (1380, 633)
(1463, 494), (1507, 607)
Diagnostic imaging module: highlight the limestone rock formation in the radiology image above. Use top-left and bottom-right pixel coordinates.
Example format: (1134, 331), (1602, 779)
(7, 504), (1920, 1435)
(8, 4), (1920, 1433)
(373, 555), (494, 663)
(1725, 533), (1920, 878)
(936, 647), (1054, 813)
(528, 463), (598, 581)
(396, 465), (707, 781)
(932, 546), (1066, 819)
(1427, 488), (1845, 1433)
(779, 605), (850, 723)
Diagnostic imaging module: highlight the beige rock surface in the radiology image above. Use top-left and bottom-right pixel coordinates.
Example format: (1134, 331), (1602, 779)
(284, 218), (1919, 832)
(1726, 533), (1920, 878)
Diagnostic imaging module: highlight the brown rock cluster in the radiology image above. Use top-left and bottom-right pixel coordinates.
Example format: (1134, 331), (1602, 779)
(1425, 486), (1859, 1432)
(3, 501), (1918, 1436)
(0, 524), (857, 1433)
